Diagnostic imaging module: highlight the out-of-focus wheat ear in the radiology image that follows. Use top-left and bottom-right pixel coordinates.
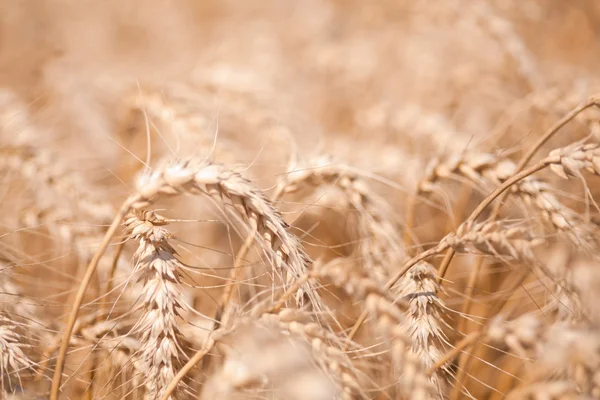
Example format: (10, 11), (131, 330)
(274, 156), (405, 282)
(120, 85), (239, 161)
(313, 259), (436, 398)
(260, 309), (364, 399)
(539, 248), (585, 322)
(569, 258), (600, 323)
(0, 144), (114, 233)
(200, 311), (360, 400)
(125, 209), (188, 399)
(0, 90), (113, 224)
(486, 314), (546, 359)
(0, 92), (115, 263)
(133, 159), (320, 309)
(471, 1), (542, 90)
(396, 262), (451, 397)
(0, 314), (35, 395)
(488, 315), (600, 398)
(443, 221), (543, 262)
(535, 324), (600, 398)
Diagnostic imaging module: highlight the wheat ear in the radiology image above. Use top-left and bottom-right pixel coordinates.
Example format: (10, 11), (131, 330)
(260, 309), (363, 399)
(125, 209), (187, 399)
(420, 152), (597, 250)
(396, 262), (451, 397)
(0, 313), (34, 395)
(435, 95), (600, 286)
(488, 314), (600, 398)
(312, 259), (436, 398)
(133, 160), (318, 307)
(275, 156), (405, 281)
(0, 94), (114, 261)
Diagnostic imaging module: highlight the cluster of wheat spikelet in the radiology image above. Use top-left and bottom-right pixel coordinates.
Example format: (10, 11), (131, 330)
(2, 1), (600, 399)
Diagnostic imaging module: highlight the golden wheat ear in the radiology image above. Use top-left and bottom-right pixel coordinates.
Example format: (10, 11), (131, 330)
(124, 210), (188, 399)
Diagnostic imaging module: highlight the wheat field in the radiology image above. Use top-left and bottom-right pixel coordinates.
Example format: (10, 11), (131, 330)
(1, 1), (600, 399)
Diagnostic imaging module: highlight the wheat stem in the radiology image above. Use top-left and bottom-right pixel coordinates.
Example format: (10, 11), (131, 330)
(51, 197), (136, 400)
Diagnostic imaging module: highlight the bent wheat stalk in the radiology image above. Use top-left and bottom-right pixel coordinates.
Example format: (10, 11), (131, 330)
(52, 159), (319, 399)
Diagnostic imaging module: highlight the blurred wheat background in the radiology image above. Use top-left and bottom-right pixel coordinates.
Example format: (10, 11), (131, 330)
(1, 1), (600, 399)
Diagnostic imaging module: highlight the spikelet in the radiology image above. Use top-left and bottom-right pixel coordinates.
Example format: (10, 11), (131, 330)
(547, 141), (600, 180)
